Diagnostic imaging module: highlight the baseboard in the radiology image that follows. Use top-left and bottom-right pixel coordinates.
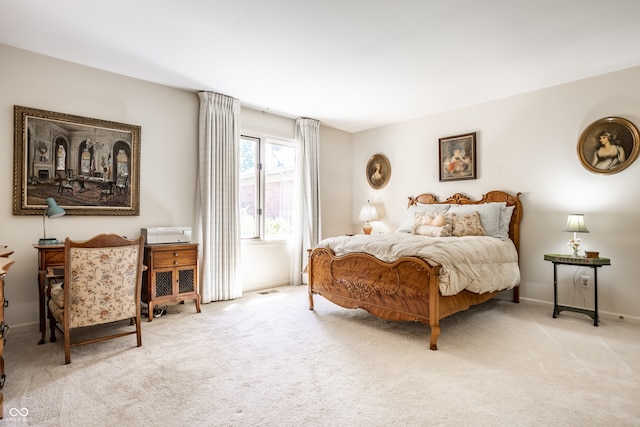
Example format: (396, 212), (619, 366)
(7, 321), (39, 335)
(243, 281), (291, 293)
(519, 297), (640, 323)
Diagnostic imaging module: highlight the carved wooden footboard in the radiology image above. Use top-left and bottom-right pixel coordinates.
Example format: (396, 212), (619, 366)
(308, 248), (446, 349)
(307, 190), (522, 351)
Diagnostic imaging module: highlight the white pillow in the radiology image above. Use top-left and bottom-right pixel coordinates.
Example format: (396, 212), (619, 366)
(447, 202), (505, 238)
(396, 204), (451, 233)
(497, 205), (515, 240)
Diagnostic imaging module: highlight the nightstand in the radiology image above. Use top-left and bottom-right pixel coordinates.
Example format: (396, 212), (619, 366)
(543, 254), (611, 326)
(142, 243), (201, 322)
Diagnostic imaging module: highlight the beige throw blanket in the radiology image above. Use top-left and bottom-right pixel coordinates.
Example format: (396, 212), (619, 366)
(316, 233), (520, 296)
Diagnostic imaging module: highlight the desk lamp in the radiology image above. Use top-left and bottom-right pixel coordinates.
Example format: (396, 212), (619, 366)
(358, 201), (379, 235)
(39, 197), (66, 244)
(564, 214), (589, 257)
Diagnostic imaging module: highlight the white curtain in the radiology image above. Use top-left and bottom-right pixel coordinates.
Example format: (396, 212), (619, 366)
(290, 118), (321, 286)
(197, 92), (242, 302)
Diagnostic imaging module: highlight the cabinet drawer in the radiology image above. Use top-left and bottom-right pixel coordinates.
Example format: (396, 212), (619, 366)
(152, 249), (196, 268)
(43, 249), (65, 266)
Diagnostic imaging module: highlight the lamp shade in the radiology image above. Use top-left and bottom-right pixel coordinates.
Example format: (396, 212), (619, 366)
(358, 202), (379, 222)
(564, 214), (589, 233)
(40, 198), (66, 244)
(46, 197), (66, 219)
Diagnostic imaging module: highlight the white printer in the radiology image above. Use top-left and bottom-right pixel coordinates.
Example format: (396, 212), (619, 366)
(141, 227), (192, 244)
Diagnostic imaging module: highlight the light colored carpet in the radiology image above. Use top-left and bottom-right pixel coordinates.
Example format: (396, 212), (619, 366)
(4, 285), (640, 426)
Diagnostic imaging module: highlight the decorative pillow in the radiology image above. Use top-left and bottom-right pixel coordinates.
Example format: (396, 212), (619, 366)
(413, 211), (449, 226)
(448, 202), (505, 238)
(414, 224), (451, 237)
(497, 205), (515, 239)
(413, 212), (452, 237)
(451, 211), (487, 237)
(397, 204), (451, 233)
(414, 212), (434, 226)
(430, 213), (448, 227)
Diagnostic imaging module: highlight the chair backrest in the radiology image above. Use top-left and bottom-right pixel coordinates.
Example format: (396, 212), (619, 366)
(64, 234), (144, 329)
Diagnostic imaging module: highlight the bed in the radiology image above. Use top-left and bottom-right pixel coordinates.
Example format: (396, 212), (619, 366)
(307, 190), (522, 350)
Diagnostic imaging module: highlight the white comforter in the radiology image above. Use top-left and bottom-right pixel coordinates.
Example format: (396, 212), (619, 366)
(316, 233), (520, 296)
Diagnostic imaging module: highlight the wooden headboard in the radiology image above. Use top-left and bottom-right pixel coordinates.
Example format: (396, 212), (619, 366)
(407, 190), (523, 253)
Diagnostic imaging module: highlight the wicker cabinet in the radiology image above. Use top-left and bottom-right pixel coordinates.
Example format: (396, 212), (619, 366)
(142, 243), (200, 322)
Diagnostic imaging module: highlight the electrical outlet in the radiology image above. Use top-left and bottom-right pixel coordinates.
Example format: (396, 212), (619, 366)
(581, 275), (590, 287)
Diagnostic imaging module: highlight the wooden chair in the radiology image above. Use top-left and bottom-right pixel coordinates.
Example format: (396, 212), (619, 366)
(48, 234), (144, 364)
(99, 182), (115, 201)
(57, 171), (74, 195)
(115, 173), (129, 194)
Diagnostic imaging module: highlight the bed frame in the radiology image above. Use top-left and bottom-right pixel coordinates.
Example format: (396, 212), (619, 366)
(307, 190), (522, 350)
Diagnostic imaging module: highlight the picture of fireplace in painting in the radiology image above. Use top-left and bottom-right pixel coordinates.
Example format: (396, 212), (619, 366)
(13, 106), (140, 216)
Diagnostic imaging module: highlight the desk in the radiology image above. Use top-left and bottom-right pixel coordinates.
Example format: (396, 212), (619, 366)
(35, 243), (196, 335)
(543, 254), (611, 326)
(34, 243), (65, 344)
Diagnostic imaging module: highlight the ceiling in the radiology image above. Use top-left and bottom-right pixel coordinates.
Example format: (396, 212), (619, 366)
(2, 0), (640, 133)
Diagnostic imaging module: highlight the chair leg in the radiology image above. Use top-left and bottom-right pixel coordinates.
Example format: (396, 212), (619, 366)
(48, 313), (57, 343)
(64, 325), (71, 364)
(135, 317), (142, 347)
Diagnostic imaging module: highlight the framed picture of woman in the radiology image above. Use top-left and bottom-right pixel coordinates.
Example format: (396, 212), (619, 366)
(577, 117), (640, 175)
(366, 153), (391, 189)
(439, 132), (476, 181)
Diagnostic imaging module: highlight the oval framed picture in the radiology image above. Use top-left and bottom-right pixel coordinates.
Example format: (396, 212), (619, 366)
(577, 117), (640, 175)
(366, 153), (391, 189)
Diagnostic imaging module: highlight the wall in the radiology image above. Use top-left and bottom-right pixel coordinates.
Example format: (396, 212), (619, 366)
(12, 40), (628, 326)
(0, 44), (199, 329)
(0, 44), (354, 330)
(318, 125), (354, 239)
(351, 65), (640, 319)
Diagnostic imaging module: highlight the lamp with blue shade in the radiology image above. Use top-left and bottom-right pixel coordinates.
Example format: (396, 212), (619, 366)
(39, 197), (66, 245)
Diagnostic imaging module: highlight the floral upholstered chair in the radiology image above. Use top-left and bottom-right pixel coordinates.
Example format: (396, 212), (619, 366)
(48, 234), (144, 364)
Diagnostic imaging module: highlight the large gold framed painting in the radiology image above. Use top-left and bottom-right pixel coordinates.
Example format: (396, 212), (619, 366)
(13, 106), (141, 216)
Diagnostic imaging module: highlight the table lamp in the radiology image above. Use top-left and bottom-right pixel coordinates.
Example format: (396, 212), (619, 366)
(564, 214), (588, 257)
(358, 201), (379, 235)
(39, 197), (66, 244)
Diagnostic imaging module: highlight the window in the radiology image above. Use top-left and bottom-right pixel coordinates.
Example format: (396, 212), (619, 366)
(240, 135), (297, 240)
